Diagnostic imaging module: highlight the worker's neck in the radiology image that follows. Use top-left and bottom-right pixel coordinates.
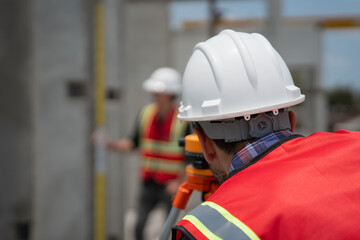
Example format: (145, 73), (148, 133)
(213, 144), (233, 176)
(215, 141), (250, 176)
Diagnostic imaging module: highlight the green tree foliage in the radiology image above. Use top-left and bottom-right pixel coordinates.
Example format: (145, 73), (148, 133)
(328, 88), (359, 112)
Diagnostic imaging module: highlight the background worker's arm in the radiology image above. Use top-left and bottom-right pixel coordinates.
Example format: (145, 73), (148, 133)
(106, 138), (135, 152)
(106, 115), (140, 152)
(95, 111), (141, 152)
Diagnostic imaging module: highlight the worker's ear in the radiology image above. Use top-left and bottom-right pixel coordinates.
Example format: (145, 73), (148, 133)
(194, 128), (217, 164)
(289, 110), (296, 132)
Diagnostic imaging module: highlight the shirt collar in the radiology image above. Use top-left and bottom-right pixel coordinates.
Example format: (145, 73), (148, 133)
(229, 130), (294, 173)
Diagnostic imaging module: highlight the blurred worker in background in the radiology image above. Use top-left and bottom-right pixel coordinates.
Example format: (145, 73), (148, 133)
(104, 67), (188, 240)
(172, 30), (360, 239)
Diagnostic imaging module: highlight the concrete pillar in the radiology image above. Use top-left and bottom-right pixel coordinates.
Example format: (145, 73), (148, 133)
(279, 23), (328, 133)
(0, 0), (170, 239)
(0, 1), (34, 239)
(266, 0), (283, 51)
(32, 0), (92, 239)
(314, 27), (328, 132)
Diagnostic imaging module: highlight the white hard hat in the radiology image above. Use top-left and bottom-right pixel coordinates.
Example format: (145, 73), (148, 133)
(143, 67), (182, 95)
(178, 30), (305, 122)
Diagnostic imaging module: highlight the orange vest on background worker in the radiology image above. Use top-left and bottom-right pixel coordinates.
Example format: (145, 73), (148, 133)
(138, 104), (187, 184)
(173, 130), (360, 240)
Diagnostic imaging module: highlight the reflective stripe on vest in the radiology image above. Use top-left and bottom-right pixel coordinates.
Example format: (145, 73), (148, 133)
(141, 139), (184, 156)
(140, 157), (184, 174)
(138, 104), (187, 175)
(182, 201), (260, 240)
(138, 104), (157, 138)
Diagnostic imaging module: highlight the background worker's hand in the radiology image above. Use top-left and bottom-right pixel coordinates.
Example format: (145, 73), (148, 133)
(91, 128), (109, 146)
(165, 179), (182, 196)
(91, 128), (134, 152)
(113, 138), (134, 152)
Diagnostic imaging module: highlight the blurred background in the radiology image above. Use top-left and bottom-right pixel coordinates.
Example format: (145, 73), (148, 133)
(0, 0), (359, 239)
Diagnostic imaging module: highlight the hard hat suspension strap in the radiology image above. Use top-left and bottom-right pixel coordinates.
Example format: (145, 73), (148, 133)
(197, 109), (291, 142)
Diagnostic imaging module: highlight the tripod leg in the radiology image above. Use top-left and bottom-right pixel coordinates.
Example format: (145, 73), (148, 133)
(160, 182), (192, 240)
(160, 206), (181, 240)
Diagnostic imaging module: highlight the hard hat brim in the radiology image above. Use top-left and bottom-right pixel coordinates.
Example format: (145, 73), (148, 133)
(178, 95), (305, 121)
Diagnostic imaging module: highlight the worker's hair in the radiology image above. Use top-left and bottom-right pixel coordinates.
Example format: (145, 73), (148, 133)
(192, 122), (252, 154)
(212, 139), (245, 154)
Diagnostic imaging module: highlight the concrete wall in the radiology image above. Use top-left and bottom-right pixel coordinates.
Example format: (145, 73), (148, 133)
(0, 1), (34, 239)
(32, 0), (92, 239)
(278, 23), (327, 133)
(0, 0), (170, 239)
(31, 0), (128, 239)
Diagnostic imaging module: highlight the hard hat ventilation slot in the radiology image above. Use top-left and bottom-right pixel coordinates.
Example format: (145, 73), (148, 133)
(194, 43), (222, 92)
(252, 33), (284, 81)
(221, 30), (258, 89)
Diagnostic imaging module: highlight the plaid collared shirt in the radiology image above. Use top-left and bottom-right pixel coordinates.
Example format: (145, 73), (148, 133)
(229, 130), (294, 173)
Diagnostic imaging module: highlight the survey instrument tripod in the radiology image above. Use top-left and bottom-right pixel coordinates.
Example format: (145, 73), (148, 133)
(160, 134), (220, 240)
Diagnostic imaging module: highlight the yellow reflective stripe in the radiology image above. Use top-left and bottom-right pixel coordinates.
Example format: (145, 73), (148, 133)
(169, 110), (179, 140)
(138, 104), (157, 138)
(140, 139), (184, 154)
(169, 109), (187, 141)
(173, 120), (187, 141)
(202, 201), (260, 240)
(141, 158), (185, 173)
(182, 215), (222, 240)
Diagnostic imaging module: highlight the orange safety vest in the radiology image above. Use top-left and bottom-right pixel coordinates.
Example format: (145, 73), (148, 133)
(138, 104), (187, 184)
(174, 130), (360, 240)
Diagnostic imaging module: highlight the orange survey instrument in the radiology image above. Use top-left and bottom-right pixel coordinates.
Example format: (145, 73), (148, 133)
(172, 165), (219, 210)
(160, 133), (220, 240)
